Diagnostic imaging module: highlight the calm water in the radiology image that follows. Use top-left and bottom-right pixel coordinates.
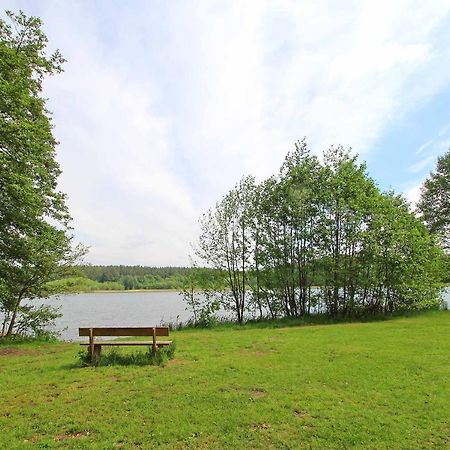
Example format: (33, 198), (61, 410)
(11, 287), (450, 341)
(38, 291), (190, 341)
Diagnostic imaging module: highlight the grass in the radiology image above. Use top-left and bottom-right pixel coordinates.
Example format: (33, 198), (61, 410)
(0, 311), (449, 449)
(78, 345), (176, 367)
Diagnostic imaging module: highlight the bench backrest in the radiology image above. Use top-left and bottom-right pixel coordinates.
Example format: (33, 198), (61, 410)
(79, 327), (169, 337)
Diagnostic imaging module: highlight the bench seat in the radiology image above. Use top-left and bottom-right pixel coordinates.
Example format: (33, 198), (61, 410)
(80, 340), (172, 346)
(78, 326), (172, 360)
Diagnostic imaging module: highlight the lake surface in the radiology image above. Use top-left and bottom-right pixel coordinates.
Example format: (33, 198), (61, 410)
(39, 291), (191, 341)
(11, 287), (450, 341)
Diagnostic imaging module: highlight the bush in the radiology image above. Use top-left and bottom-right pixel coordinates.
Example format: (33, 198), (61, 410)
(1, 304), (62, 340)
(0, 330), (59, 345)
(78, 343), (176, 367)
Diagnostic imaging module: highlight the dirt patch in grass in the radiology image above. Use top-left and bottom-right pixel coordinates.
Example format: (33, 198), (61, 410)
(250, 422), (271, 431)
(293, 408), (310, 419)
(250, 387), (267, 399)
(54, 431), (90, 441)
(0, 347), (42, 357)
(166, 358), (188, 367)
(239, 349), (268, 357)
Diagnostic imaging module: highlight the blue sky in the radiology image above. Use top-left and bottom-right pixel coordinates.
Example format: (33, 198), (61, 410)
(4, 1), (450, 265)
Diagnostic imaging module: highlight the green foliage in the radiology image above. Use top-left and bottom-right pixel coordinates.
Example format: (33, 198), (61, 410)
(81, 265), (192, 283)
(418, 148), (450, 252)
(197, 176), (258, 323)
(52, 266), (222, 291)
(48, 267), (226, 292)
(13, 304), (62, 337)
(0, 328), (58, 344)
(0, 10), (85, 336)
(443, 254), (450, 283)
(194, 300), (221, 328)
(196, 140), (443, 320)
(78, 344), (176, 367)
(180, 264), (225, 326)
(46, 276), (123, 292)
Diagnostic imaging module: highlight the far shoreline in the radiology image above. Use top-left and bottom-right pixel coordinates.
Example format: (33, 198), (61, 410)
(75, 288), (182, 294)
(68, 284), (450, 294)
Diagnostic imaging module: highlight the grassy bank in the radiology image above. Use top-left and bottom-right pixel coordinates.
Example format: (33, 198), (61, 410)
(1, 311), (449, 449)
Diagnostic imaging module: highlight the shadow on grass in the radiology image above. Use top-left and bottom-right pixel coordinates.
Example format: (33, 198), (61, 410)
(173, 309), (444, 332)
(76, 344), (176, 368)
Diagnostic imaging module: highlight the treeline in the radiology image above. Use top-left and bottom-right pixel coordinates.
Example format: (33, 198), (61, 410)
(81, 265), (191, 281)
(190, 141), (446, 323)
(55, 266), (216, 291)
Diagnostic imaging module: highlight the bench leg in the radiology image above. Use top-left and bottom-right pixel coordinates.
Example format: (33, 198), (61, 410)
(152, 327), (157, 355)
(93, 345), (102, 360)
(89, 328), (94, 361)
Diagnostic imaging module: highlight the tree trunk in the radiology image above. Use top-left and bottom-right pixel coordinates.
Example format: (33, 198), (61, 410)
(255, 233), (263, 320)
(1, 312), (10, 336)
(6, 295), (22, 336)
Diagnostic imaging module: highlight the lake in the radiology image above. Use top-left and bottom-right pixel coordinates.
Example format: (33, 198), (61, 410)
(10, 287), (450, 341)
(39, 291), (190, 341)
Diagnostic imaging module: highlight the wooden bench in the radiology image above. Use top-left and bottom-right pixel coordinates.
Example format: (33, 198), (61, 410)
(79, 327), (172, 360)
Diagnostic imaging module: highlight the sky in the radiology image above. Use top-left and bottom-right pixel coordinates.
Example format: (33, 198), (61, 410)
(4, 1), (450, 266)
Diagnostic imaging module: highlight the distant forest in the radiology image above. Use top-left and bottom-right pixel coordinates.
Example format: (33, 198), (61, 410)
(49, 266), (205, 291)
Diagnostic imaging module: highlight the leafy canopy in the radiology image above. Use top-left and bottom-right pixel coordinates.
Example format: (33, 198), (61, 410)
(418, 148), (450, 252)
(0, 10), (84, 337)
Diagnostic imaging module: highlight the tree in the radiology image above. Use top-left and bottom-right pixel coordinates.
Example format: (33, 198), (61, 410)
(192, 140), (443, 322)
(197, 176), (256, 323)
(318, 146), (380, 315)
(0, 11), (84, 336)
(362, 192), (443, 313)
(255, 141), (323, 318)
(179, 261), (224, 327)
(418, 149), (450, 252)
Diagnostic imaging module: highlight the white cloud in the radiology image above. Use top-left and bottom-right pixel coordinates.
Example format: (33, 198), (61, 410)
(404, 121), (450, 205)
(39, 3), (198, 265)
(404, 183), (422, 207)
(409, 122), (450, 174)
(3, 0), (450, 264)
(408, 155), (437, 174)
(415, 139), (434, 155)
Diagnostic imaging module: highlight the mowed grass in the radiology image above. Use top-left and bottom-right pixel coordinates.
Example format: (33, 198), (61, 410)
(0, 312), (449, 449)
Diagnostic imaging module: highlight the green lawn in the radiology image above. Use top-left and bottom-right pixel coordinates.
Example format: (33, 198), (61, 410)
(1, 312), (449, 449)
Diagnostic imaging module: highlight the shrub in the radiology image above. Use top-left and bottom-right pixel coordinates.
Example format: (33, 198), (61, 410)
(78, 343), (176, 367)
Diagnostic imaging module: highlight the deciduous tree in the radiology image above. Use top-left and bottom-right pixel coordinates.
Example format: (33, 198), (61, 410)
(0, 11), (84, 336)
(418, 149), (450, 252)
